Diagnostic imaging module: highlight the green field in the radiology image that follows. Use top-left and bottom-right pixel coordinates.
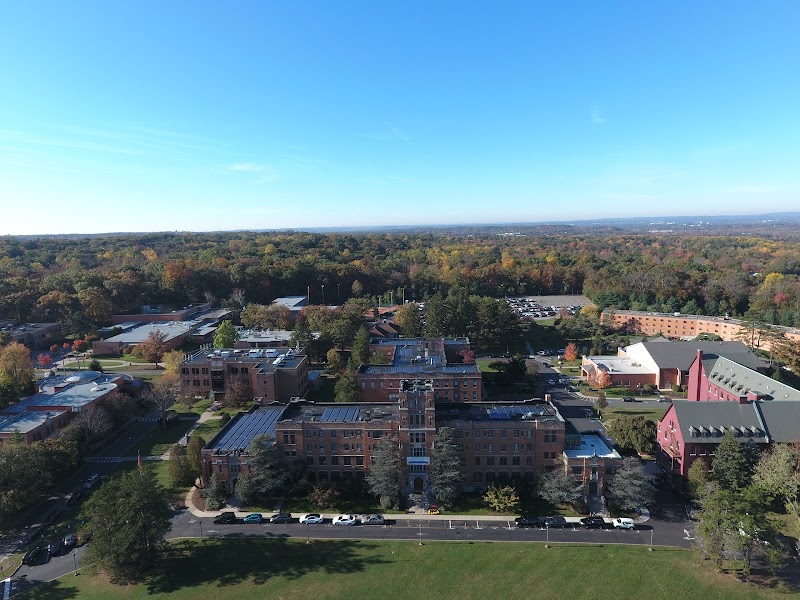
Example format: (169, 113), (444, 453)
(22, 538), (794, 599)
(601, 405), (669, 424)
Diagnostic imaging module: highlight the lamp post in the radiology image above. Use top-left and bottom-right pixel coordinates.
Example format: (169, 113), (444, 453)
(337, 283), (341, 304)
(199, 519), (204, 541)
(321, 284), (325, 305)
(73, 551), (78, 575)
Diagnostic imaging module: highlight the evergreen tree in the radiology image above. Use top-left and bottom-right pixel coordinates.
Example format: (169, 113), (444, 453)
(84, 468), (171, 581)
(537, 466), (584, 506)
(351, 326), (370, 366)
(431, 427), (461, 507)
(687, 458), (711, 500)
(203, 472), (228, 510)
(711, 430), (759, 490)
(234, 472), (258, 506)
(247, 436), (291, 500)
(334, 365), (359, 403)
(366, 437), (401, 508)
(213, 320), (238, 349)
(605, 457), (656, 510)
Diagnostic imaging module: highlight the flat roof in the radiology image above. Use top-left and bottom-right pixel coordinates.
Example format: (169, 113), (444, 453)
(583, 355), (654, 375)
(237, 329), (295, 342)
(564, 434), (620, 459)
(359, 364), (480, 375)
(280, 402), (399, 425)
(208, 406), (288, 452)
(11, 380), (118, 413)
(436, 402), (562, 423)
(0, 409), (69, 434)
(103, 321), (195, 344)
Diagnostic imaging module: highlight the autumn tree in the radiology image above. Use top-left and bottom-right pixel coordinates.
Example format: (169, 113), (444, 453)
(563, 342), (578, 361)
(0, 342), (35, 392)
(393, 302), (422, 337)
(138, 330), (167, 367)
(186, 435), (206, 482)
(483, 484), (520, 512)
(224, 377), (253, 409)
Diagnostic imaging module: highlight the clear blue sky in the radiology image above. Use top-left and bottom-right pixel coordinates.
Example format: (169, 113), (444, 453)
(1, 1), (799, 235)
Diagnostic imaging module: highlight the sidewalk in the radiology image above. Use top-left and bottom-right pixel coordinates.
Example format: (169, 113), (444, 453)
(182, 487), (591, 523)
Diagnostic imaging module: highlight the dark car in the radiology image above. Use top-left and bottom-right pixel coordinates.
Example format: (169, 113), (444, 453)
(515, 516), (543, 528)
(45, 509), (64, 526)
(622, 396), (636, 402)
(269, 513), (293, 524)
(580, 516), (607, 529)
(46, 540), (62, 558)
(213, 511), (237, 524)
(545, 516), (567, 528)
(66, 489), (85, 506)
(22, 546), (43, 565)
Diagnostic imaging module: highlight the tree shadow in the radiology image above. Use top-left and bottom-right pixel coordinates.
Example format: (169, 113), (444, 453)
(144, 537), (386, 595)
(9, 575), (81, 599)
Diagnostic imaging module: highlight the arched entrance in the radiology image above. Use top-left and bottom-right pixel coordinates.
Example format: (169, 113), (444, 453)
(413, 477), (425, 493)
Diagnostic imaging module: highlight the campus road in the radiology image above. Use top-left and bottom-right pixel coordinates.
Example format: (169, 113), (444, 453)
(10, 509), (697, 595)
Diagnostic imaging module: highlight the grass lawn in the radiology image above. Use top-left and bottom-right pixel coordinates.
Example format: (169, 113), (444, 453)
(171, 399), (212, 415)
(476, 358), (501, 373)
(601, 405), (669, 424)
(24, 538), (794, 599)
(125, 419), (197, 457)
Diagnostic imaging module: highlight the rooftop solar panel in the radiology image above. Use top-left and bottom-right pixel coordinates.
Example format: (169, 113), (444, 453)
(321, 406), (361, 422)
(210, 407), (285, 451)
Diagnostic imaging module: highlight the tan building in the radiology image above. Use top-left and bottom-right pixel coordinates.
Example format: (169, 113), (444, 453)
(602, 310), (800, 350)
(180, 347), (309, 403)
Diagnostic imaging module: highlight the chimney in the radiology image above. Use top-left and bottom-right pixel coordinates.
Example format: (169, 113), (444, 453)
(689, 349), (703, 401)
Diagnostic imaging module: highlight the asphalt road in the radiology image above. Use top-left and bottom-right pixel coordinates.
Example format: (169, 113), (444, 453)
(10, 508), (695, 595)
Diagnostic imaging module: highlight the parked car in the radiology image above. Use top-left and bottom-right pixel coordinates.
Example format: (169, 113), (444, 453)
(515, 516), (543, 528)
(46, 540), (62, 558)
(22, 546), (43, 565)
(333, 514), (358, 526)
(66, 489), (84, 506)
(45, 509), (64, 526)
(428, 504), (441, 515)
(299, 513), (324, 524)
(63, 533), (77, 549)
(545, 516), (567, 528)
(580, 516), (607, 529)
(83, 474), (100, 490)
(269, 513), (293, 524)
(547, 379), (556, 385)
(213, 511), (237, 524)
(622, 396), (636, 402)
(612, 518), (636, 529)
(360, 514), (385, 525)
(243, 513), (263, 524)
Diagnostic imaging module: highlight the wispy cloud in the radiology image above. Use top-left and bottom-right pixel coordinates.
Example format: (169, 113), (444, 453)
(0, 128), (143, 155)
(226, 162), (279, 182)
(359, 122), (413, 143)
(591, 106), (608, 125)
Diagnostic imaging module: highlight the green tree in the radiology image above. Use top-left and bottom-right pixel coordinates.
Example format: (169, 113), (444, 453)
(711, 430), (760, 491)
(186, 435), (206, 481)
(431, 427), (462, 507)
(234, 472), (258, 506)
(334, 366), (359, 403)
(326, 348), (343, 374)
(365, 436), (401, 509)
(203, 472), (228, 510)
(607, 415), (655, 454)
(483, 484), (520, 512)
(686, 458), (711, 501)
(351, 326), (370, 366)
(307, 482), (342, 509)
(753, 444), (800, 535)
(213, 319), (238, 348)
(84, 468), (171, 582)
(88, 358), (103, 373)
(393, 302), (422, 337)
(247, 436), (291, 500)
(605, 457), (655, 510)
(168, 444), (194, 488)
(537, 466), (583, 506)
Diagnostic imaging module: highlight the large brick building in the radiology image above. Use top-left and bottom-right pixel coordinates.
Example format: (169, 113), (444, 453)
(357, 338), (482, 403)
(201, 381), (621, 500)
(0, 321), (62, 350)
(602, 310), (800, 350)
(180, 347), (309, 403)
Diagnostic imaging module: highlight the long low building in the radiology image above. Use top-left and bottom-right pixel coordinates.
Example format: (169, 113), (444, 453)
(602, 309), (800, 350)
(0, 372), (123, 445)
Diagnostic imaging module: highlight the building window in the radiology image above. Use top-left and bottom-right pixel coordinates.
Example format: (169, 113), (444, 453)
(306, 456), (314, 466)
(499, 457), (508, 466)
(319, 456), (327, 465)
(344, 457), (352, 466)
(486, 457), (495, 466)
(475, 457), (481, 466)
(331, 456), (339, 465)
(571, 466), (583, 475)
(356, 456), (364, 466)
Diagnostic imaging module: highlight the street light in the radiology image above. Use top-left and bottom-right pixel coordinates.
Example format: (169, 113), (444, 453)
(337, 283), (341, 304)
(73, 551), (78, 575)
(321, 284), (325, 305)
(200, 520), (204, 541)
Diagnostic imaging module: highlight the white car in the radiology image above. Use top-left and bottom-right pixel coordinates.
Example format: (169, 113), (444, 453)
(299, 513), (324, 524)
(333, 514), (358, 526)
(359, 514), (385, 525)
(613, 518), (636, 529)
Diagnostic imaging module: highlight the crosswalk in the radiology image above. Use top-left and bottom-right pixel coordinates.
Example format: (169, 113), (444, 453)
(84, 456), (121, 463)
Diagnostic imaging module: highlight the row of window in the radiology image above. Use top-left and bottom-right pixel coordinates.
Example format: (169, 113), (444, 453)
(307, 443), (364, 452)
(307, 455), (365, 466)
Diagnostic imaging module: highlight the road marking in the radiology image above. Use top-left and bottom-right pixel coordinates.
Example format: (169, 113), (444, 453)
(3, 577), (10, 600)
(683, 529), (695, 540)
